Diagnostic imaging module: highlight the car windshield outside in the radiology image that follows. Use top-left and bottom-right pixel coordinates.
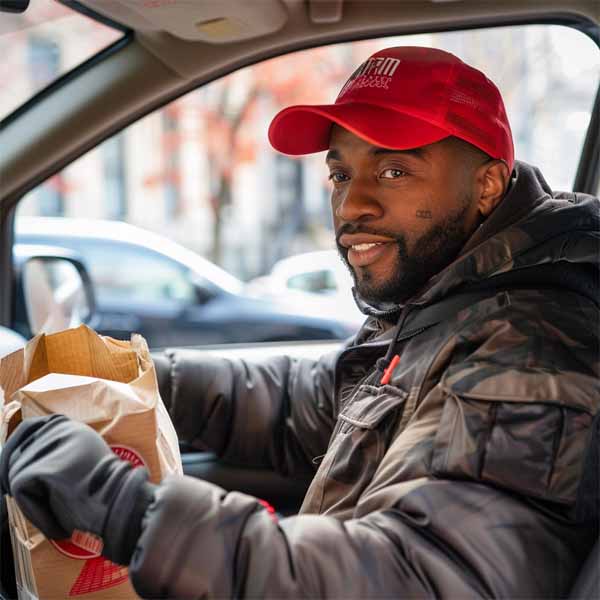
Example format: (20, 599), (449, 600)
(12, 8), (600, 348)
(0, 0), (123, 122)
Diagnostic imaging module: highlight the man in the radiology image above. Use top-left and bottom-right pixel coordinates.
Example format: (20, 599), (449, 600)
(1, 46), (599, 598)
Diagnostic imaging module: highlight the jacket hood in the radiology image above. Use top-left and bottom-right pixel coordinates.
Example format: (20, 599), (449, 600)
(355, 161), (600, 323)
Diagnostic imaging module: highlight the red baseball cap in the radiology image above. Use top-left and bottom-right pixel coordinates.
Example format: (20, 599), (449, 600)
(268, 46), (514, 171)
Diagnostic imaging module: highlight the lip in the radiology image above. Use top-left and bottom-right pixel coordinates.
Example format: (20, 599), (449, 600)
(347, 241), (395, 268)
(338, 233), (394, 248)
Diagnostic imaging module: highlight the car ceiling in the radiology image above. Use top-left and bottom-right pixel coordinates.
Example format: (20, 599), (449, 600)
(82, 0), (600, 79)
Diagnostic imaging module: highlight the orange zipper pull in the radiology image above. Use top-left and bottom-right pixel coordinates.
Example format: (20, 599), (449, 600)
(380, 354), (400, 385)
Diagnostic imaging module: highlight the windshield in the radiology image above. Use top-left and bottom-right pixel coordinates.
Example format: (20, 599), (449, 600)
(0, 0), (123, 121)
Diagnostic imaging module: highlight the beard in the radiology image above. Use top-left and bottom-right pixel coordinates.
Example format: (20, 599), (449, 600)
(336, 196), (472, 306)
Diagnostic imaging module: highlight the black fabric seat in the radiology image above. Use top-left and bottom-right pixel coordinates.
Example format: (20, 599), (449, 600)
(569, 539), (599, 599)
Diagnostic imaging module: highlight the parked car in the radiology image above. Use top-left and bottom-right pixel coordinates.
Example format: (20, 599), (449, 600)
(247, 249), (365, 327)
(0, 327), (26, 358)
(15, 217), (358, 347)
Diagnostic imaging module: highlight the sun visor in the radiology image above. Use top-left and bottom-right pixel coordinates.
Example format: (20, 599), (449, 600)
(80, 0), (288, 43)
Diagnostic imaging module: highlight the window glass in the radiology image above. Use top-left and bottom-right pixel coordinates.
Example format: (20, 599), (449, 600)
(0, 0), (123, 121)
(73, 242), (195, 305)
(16, 24), (600, 346)
(288, 271), (337, 294)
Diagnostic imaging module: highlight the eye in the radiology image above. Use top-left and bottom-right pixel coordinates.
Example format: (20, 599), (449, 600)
(380, 168), (406, 179)
(328, 171), (349, 184)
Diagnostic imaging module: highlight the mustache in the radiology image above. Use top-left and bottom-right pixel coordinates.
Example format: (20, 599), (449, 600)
(335, 223), (403, 246)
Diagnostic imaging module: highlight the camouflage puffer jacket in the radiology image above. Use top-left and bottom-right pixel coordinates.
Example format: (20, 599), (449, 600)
(134, 161), (600, 599)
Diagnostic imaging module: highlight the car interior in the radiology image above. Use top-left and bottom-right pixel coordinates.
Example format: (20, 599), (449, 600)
(0, 0), (599, 597)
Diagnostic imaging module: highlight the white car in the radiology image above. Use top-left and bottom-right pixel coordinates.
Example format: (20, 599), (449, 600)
(247, 250), (365, 327)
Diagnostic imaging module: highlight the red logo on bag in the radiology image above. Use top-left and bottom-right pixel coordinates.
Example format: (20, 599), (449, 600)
(49, 445), (147, 596)
(111, 445), (147, 468)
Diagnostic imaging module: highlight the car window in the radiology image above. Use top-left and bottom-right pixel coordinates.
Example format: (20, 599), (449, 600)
(15, 24), (600, 347)
(73, 242), (195, 305)
(0, 0), (123, 122)
(287, 271), (337, 294)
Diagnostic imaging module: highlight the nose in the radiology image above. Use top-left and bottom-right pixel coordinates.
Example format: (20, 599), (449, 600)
(333, 179), (383, 223)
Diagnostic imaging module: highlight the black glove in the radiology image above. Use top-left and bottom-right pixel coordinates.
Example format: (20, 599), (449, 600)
(0, 414), (156, 565)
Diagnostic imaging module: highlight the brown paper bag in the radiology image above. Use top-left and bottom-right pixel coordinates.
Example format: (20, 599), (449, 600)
(0, 325), (182, 599)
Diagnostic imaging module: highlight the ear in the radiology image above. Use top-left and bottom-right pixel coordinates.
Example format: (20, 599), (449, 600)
(476, 160), (511, 218)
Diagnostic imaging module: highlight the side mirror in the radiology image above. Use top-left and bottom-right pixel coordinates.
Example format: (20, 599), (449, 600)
(193, 283), (217, 305)
(0, 0), (29, 13)
(13, 246), (97, 338)
(189, 272), (218, 305)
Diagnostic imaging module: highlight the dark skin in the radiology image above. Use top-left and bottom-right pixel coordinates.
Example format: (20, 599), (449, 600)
(327, 124), (511, 305)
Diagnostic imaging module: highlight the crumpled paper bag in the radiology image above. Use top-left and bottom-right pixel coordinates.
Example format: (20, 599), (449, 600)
(0, 325), (182, 599)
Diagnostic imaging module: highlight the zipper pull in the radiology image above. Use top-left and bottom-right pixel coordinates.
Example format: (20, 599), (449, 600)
(312, 453), (326, 465)
(380, 354), (400, 385)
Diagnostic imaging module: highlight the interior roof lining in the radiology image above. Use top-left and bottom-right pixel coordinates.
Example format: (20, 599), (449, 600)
(72, 1), (600, 82)
(134, 11), (599, 92)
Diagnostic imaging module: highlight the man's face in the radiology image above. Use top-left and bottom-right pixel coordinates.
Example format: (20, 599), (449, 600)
(327, 125), (482, 305)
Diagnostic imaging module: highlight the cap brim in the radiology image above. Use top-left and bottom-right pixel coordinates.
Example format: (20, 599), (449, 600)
(268, 102), (451, 155)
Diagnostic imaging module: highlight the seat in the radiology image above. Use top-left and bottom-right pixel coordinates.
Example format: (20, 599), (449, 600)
(569, 538), (599, 598)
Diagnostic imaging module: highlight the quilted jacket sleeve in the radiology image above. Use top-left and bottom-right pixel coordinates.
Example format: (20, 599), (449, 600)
(128, 474), (593, 599)
(154, 348), (341, 477)
(127, 369), (598, 600)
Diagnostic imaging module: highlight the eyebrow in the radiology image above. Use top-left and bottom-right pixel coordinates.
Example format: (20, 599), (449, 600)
(373, 147), (427, 158)
(325, 146), (428, 163)
(325, 149), (341, 163)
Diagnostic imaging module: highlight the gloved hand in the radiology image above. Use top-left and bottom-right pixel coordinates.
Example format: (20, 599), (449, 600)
(0, 414), (156, 565)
